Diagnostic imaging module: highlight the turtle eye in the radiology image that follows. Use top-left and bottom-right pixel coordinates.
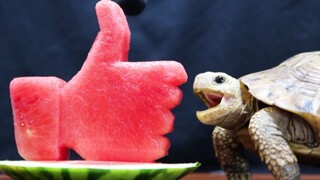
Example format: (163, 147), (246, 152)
(213, 75), (226, 84)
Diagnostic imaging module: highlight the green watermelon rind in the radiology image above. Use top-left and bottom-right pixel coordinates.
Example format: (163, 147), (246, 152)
(0, 161), (200, 180)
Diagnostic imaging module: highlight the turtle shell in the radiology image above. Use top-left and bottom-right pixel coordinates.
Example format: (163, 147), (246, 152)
(240, 51), (320, 133)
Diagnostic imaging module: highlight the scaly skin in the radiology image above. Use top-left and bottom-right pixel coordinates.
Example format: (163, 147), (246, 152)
(213, 127), (251, 180)
(248, 107), (300, 180)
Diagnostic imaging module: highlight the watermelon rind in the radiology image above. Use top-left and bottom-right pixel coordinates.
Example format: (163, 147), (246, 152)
(0, 161), (200, 180)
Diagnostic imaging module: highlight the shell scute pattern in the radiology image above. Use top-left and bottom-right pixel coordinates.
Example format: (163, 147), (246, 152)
(241, 52), (320, 114)
(290, 52), (320, 85)
(299, 87), (317, 97)
(241, 51), (320, 132)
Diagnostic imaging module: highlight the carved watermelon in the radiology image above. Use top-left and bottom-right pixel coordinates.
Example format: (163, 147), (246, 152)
(9, 0), (187, 162)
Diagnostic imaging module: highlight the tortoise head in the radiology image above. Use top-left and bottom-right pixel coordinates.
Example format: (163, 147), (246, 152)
(193, 72), (253, 130)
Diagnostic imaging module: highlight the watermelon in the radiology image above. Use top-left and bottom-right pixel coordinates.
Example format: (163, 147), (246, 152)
(9, 0), (187, 162)
(0, 161), (200, 180)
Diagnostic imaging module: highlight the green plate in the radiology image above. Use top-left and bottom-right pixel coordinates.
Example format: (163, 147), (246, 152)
(0, 160), (200, 180)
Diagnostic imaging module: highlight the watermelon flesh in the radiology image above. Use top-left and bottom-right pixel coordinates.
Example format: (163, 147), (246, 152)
(10, 0), (187, 162)
(10, 77), (68, 160)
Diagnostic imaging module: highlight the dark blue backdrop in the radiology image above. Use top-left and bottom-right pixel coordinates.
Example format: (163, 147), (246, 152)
(1, 0), (320, 173)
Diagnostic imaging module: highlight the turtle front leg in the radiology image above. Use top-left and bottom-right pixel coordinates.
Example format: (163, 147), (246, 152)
(248, 107), (299, 180)
(213, 126), (251, 180)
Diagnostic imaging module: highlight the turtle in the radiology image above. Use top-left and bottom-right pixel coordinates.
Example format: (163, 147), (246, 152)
(193, 51), (320, 180)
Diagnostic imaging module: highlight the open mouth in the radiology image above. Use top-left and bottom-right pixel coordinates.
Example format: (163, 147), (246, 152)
(196, 91), (223, 108)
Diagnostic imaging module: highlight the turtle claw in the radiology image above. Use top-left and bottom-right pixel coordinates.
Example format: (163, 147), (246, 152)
(276, 163), (300, 180)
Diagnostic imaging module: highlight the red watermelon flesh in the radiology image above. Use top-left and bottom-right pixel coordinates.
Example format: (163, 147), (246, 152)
(10, 0), (187, 162)
(10, 77), (68, 160)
